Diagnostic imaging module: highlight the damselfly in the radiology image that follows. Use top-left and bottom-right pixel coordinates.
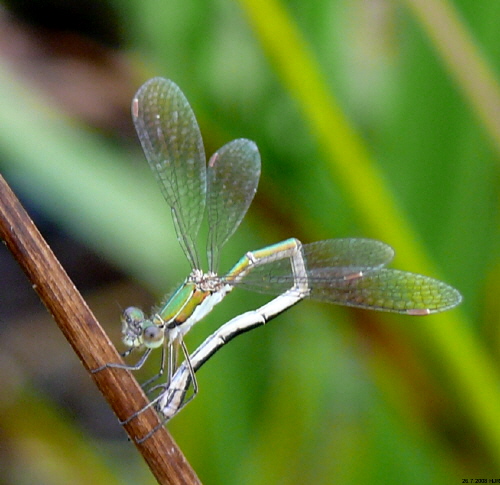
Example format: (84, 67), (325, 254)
(95, 77), (461, 438)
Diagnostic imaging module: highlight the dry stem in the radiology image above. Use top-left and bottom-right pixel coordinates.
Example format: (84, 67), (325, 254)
(0, 174), (201, 485)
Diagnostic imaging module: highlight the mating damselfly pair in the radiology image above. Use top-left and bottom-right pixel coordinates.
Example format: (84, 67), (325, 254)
(95, 77), (461, 440)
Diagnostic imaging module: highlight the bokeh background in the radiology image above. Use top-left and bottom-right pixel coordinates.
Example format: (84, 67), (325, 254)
(0, 0), (499, 483)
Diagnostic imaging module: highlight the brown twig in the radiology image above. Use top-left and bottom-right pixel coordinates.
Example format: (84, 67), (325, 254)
(0, 174), (201, 485)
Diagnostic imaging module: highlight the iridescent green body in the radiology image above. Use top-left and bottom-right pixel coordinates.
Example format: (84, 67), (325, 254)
(95, 77), (462, 437)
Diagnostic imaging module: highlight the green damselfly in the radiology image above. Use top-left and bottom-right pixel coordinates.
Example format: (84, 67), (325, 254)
(96, 77), (461, 440)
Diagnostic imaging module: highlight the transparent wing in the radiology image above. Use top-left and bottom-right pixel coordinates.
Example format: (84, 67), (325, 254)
(231, 238), (394, 293)
(232, 239), (461, 314)
(309, 268), (462, 314)
(207, 139), (260, 272)
(132, 77), (206, 269)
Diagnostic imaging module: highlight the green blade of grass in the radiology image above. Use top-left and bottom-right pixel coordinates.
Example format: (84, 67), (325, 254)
(404, 0), (500, 156)
(238, 0), (500, 466)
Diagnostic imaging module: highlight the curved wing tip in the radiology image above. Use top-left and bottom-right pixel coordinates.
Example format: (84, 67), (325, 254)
(233, 138), (259, 152)
(406, 290), (463, 316)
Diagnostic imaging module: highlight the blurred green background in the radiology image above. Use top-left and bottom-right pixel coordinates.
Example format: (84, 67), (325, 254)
(0, 0), (498, 483)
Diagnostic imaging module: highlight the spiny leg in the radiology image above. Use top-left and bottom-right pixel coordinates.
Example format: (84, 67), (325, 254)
(140, 345), (168, 391)
(135, 342), (198, 445)
(91, 348), (153, 374)
(118, 337), (177, 426)
(119, 336), (198, 432)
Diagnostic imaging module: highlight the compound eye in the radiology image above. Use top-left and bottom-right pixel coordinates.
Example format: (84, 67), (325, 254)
(121, 307), (145, 326)
(121, 307), (146, 346)
(143, 324), (164, 349)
